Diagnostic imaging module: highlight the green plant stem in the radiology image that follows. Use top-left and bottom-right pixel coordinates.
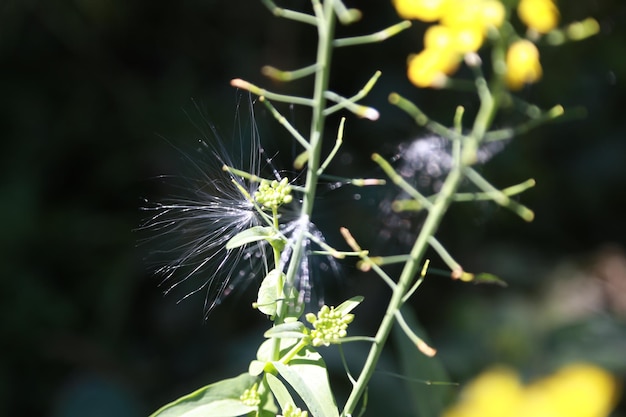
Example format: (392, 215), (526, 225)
(341, 159), (465, 416)
(341, 81), (502, 417)
(272, 0), (336, 360)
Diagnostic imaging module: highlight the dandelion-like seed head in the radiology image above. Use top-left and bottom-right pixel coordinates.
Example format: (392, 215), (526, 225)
(140, 100), (273, 317)
(141, 99), (338, 318)
(379, 135), (507, 246)
(278, 214), (340, 312)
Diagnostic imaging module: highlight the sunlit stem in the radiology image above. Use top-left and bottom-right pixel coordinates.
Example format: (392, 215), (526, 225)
(318, 117), (345, 176)
(259, 97), (311, 150)
(339, 336), (377, 344)
(334, 20), (412, 47)
(452, 178), (536, 201)
(464, 167), (535, 222)
(402, 259), (430, 303)
(389, 92), (463, 141)
(224, 165), (306, 192)
(391, 199), (422, 212)
(279, 338), (310, 364)
(331, 0), (362, 24)
(324, 71), (381, 118)
(338, 345), (358, 385)
(310, 249), (361, 258)
(342, 65), (502, 417)
(341, 227), (397, 292)
(305, 230), (344, 259)
(372, 153), (433, 210)
(320, 174), (386, 186)
(364, 254), (410, 267)
(427, 236), (462, 276)
(324, 92), (379, 120)
(276, 0), (336, 359)
(485, 105), (565, 141)
(393, 310), (436, 357)
(231, 78), (315, 107)
(262, 63), (319, 81)
(453, 105), (465, 133)
(224, 165), (263, 183)
(261, 0), (317, 25)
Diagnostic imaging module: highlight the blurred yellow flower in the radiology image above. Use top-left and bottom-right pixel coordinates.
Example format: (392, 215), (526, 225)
(393, 0), (506, 88)
(392, 0), (449, 22)
(518, 0), (560, 34)
(505, 39), (542, 90)
(424, 24), (482, 53)
(538, 363), (619, 417)
(443, 363), (619, 417)
(407, 47), (460, 87)
(442, 367), (524, 417)
(440, 0), (505, 31)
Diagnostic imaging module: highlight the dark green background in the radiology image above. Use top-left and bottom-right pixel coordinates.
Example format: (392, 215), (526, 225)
(2, 1), (625, 416)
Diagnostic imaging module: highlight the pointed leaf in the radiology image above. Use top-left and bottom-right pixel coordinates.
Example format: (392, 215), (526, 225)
(149, 373), (258, 417)
(273, 348), (339, 417)
(226, 226), (274, 250)
(474, 272), (508, 287)
(264, 322), (307, 339)
(265, 373), (296, 410)
(334, 296), (364, 316)
(255, 269), (284, 316)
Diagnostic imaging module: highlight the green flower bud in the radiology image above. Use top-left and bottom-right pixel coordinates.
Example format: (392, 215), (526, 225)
(254, 177), (293, 210)
(240, 382), (261, 407)
(279, 403), (308, 417)
(306, 304), (354, 347)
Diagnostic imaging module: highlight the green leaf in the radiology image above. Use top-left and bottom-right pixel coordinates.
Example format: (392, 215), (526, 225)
(473, 272), (508, 287)
(255, 338), (300, 363)
(393, 305), (453, 417)
(273, 348), (339, 417)
(264, 322), (307, 339)
(226, 226), (275, 250)
(249, 360), (266, 376)
(255, 269), (284, 316)
(265, 373), (296, 410)
(149, 373), (258, 417)
(334, 296), (364, 316)
(259, 374), (279, 416)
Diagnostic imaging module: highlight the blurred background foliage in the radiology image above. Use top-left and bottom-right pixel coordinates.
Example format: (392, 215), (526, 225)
(1, 0), (625, 416)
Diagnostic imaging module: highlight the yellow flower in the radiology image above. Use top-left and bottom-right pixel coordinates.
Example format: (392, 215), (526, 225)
(407, 47), (460, 88)
(444, 363), (620, 417)
(425, 24), (482, 54)
(439, 0), (505, 32)
(539, 363), (619, 417)
(392, 0), (449, 22)
(518, 0), (560, 34)
(480, 0), (506, 28)
(396, 0), (509, 88)
(505, 39), (542, 90)
(442, 367), (524, 417)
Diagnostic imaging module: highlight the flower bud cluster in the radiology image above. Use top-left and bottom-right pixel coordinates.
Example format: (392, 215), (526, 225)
(278, 403), (308, 417)
(239, 383), (261, 407)
(254, 177), (293, 210)
(306, 305), (354, 347)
